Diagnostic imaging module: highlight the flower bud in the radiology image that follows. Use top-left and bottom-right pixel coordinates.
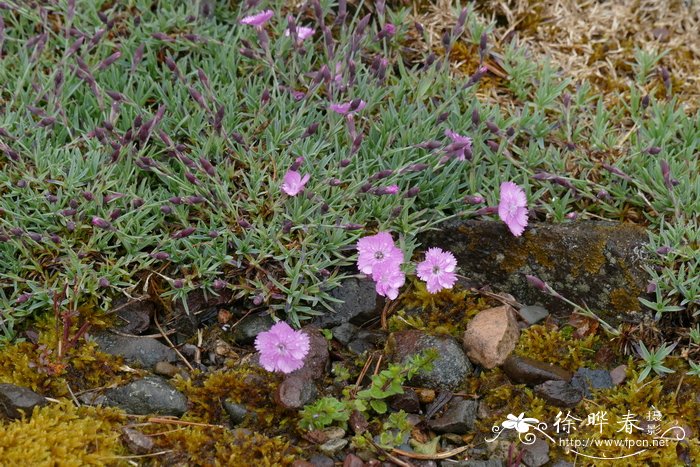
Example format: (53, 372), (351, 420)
(91, 216), (112, 230)
(464, 195), (485, 204)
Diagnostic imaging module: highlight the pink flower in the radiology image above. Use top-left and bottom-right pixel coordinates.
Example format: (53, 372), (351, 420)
(357, 231), (403, 275)
(371, 262), (405, 300)
(254, 321), (310, 373)
(445, 129), (472, 161)
(281, 170), (310, 196)
(285, 26), (314, 41)
(239, 10), (274, 28)
(416, 247), (458, 293)
(329, 100), (366, 115)
(498, 181), (528, 236)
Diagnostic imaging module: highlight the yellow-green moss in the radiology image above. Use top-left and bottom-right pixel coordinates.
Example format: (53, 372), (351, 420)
(389, 279), (496, 337)
(0, 400), (126, 466)
(173, 365), (296, 434)
(515, 324), (600, 372)
(146, 426), (298, 466)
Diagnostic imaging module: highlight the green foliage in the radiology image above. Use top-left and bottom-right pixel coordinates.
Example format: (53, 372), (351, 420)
(355, 349), (436, 415)
(376, 411), (412, 448)
(636, 341), (676, 382)
(298, 397), (350, 431)
(299, 350), (435, 431)
(689, 325), (700, 345)
(687, 360), (700, 377)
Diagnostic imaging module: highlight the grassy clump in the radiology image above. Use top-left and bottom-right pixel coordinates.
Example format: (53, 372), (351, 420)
(0, 0), (697, 341)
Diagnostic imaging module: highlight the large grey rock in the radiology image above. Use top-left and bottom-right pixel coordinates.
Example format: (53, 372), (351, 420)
(92, 332), (178, 369)
(502, 355), (572, 386)
(0, 383), (48, 420)
(387, 331), (472, 390)
(421, 220), (649, 322)
(314, 277), (381, 327)
(570, 368), (613, 397)
(520, 438), (550, 467)
(428, 398), (478, 434)
(104, 376), (187, 416)
(534, 380), (583, 408)
(232, 313), (274, 345)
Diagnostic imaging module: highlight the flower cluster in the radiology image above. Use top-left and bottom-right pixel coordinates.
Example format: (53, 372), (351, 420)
(357, 232), (458, 299)
(357, 232), (405, 299)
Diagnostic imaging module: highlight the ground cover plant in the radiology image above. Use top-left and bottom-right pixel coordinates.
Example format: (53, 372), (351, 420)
(0, 0), (698, 464)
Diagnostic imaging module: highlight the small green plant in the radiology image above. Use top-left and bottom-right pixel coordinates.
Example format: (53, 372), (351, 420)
(298, 397), (350, 431)
(376, 411), (412, 448)
(687, 361), (700, 377)
(299, 350), (436, 431)
(689, 326), (700, 345)
(636, 341), (676, 382)
(354, 350), (436, 414)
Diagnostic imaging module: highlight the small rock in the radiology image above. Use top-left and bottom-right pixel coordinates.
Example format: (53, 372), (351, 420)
(388, 330), (472, 390)
(520, 438), (549, 467)
(518, 305), (549, 325)
(428, 397), (478, 434)
(232, 313), (274, 345)
(104, 376), (187, 416)
(534, 380), (583, 408)
(292, 461), (315, 467)
(609, 365), (627, 386)
(463, 305), (520, 369)
(223, 400), (249, 426)
(390, 388), (421, 413)
(314, 277), (381, 327)
(343, 453), (365, 467)
(323, 426), (346, 441)
(292, 327), (329, 380)
(153, 361), (180, 378)
(309, 454), (335, 467)
(570, 368), (613, 397)
(121, 427), (154, 454)
(0, 383), (48, 420)
(332, 323), (359, 345)
(319, 438), (348, 457)
(275, 374), (318, 409)
(417, 388), (436, 404)
(109, 298), (154, 334)
(92, 332), (178, 369)
(502, 355), (572, 386)
(348, 339), (374, 355)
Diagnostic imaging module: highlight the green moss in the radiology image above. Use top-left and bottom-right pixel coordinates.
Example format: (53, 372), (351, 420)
(515, 324), (600, 372)
(148, 426), (298, 466)
(388, 279), (496, 337)
(0, 400), (126, 466)
(174, 364), (295, 434)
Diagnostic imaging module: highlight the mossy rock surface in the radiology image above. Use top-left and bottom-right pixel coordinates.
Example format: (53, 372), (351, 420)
(423, 220), (649, 323)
